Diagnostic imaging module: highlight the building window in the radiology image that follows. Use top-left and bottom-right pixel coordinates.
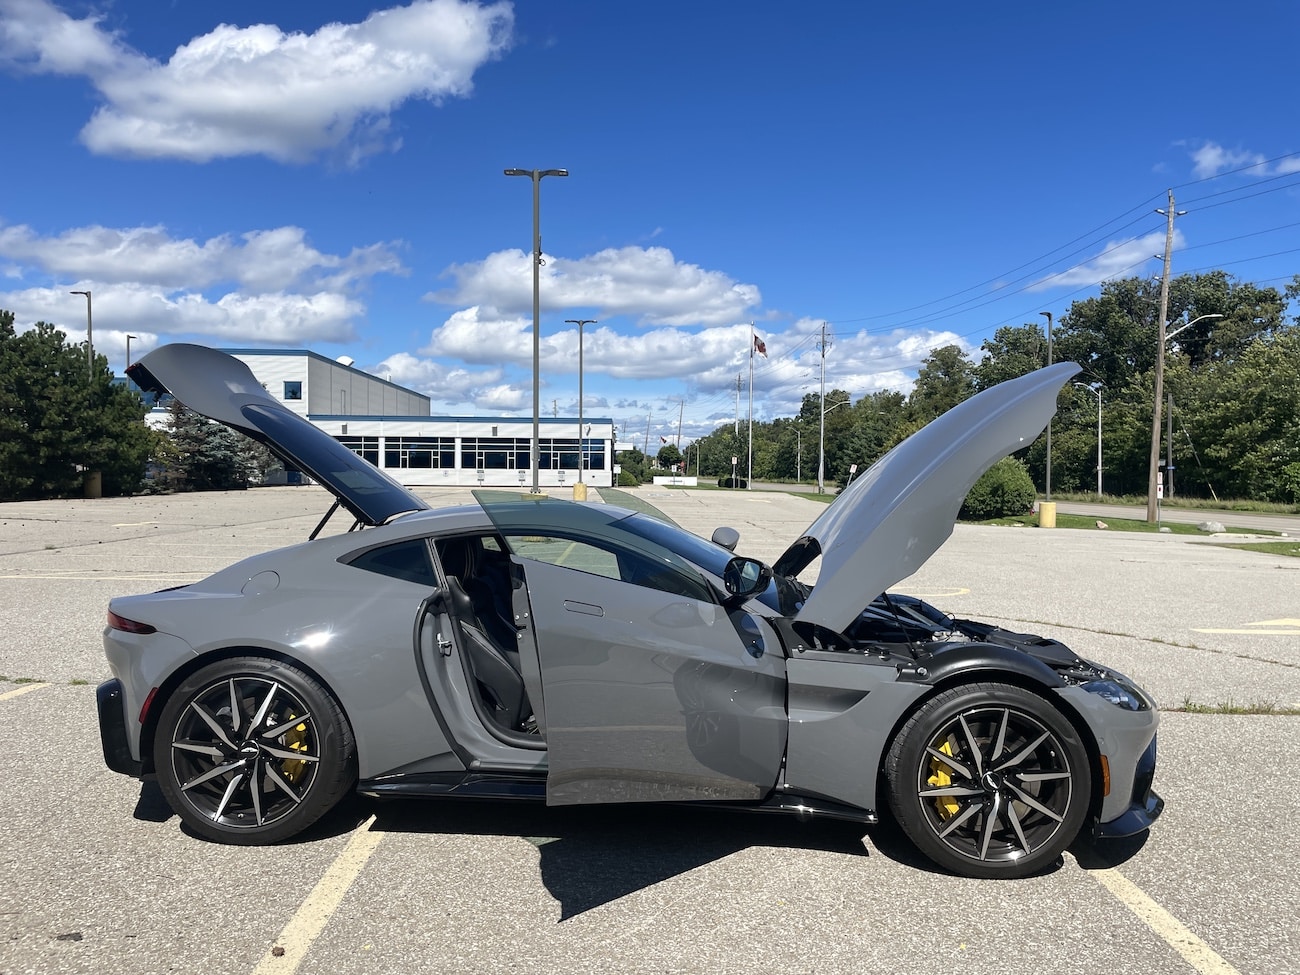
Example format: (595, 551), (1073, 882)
(537, 437), (581, 470)
(461, 437), (531, 471)
(284, 381), (303, 400)
(337, 436), (379, 466)
(385, 437), (456, 469)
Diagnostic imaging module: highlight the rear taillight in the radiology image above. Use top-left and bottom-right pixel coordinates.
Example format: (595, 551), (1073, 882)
(107, 610), (156, 635)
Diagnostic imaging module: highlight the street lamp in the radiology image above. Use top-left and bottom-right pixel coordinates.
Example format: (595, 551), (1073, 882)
(505, 167), (569, 493)
(1040, 311), (1053, 499)
(125, 334), (137, 372)
(1147, 312), (1223, 521)
(70, 290), (92, 380)
(818, 396), (852, 492)
(1165, 312), (1223, 345)
(1074, 382), (1103, 497)
(565, 318), (596, 482)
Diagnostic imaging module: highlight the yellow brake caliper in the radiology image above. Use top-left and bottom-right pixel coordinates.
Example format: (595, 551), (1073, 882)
(280, 712), (309, 785)
(927, 738), (960, 820)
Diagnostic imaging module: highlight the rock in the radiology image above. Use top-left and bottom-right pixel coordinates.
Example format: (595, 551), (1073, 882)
(1159, 526), (1172, 533)
(1095, 520), (1108, 529)
(1197, 521), (1226, 534)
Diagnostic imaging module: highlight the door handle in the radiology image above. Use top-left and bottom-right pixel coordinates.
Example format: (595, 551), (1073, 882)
(437, 633), (453, 656)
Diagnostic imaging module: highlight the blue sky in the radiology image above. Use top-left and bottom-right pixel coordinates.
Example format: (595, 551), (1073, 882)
(2, 0), (1298, 445)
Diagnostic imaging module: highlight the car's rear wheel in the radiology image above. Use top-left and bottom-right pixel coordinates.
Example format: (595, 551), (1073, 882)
(884, 682), (1090, 879)
(153, 657), (356, 845)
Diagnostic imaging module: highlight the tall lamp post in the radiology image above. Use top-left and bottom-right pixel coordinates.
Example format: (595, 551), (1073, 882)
(1039, 311), (1053, 499)
(1074, 382), (1103, 497)
(565, 318), (596, 482)
(505, 167), (568, 493)
(125, 334), (137, 372)
(70, 290), (92, 380)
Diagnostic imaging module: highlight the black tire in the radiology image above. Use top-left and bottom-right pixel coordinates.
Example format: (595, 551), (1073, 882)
(884, 682), (1091, 879)
(153, 656), (357, 845)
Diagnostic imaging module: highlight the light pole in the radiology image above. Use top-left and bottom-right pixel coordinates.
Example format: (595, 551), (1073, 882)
(125, 334), (137, 372)
(505, 167), (568, 493)
(565, 318), (596, 482)
(1165, 312), (1223, 345)
(70, 290), (92, 380)
(1074, 382), (1103, 497)
(819, 396), (851, 491)
(1039, 311), (1053, 499)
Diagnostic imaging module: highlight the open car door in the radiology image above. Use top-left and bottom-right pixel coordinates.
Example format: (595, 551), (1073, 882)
(481, 495), (787, 805)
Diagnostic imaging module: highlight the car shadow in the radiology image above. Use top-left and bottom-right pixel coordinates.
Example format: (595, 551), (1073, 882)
(1068, 829), (1150, 869)
(366, 799), (882, 919)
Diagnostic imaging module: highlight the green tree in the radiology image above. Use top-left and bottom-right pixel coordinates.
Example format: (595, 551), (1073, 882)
(908, 345), (974, 423)
(973, 324), (1047, 391)
(656, 442), (683, 471)
(0, 311), (153, 500)
(160, 401), (272, 492)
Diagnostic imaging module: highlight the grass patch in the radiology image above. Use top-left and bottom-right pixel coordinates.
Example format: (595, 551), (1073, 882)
(973, 512), (1266, 534)
(1209, 540), (1300, 558)
(1045, 491), (1299, 515)
(1173, 696), (1300, 716)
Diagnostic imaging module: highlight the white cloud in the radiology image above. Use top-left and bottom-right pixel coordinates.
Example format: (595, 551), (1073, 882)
(0, 0), (513, 163)
(0, 222), (405, 291)
(432, 245), (762, 326)
(1188, 142), (1266, 179)
(1028, 231), (1169, 291)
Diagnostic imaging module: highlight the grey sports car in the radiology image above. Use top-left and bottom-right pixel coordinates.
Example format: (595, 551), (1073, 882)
(97, 344), (1161, 879)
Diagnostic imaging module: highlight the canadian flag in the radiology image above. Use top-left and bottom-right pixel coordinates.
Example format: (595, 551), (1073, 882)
(753, 333), (767, 358)
(660, 436), (669, 444)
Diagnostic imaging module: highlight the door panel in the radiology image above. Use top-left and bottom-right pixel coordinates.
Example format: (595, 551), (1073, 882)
(516, 557), (787, 805)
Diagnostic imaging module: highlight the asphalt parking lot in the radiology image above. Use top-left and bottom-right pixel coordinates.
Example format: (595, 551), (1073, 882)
(1, 485), (1297, 975)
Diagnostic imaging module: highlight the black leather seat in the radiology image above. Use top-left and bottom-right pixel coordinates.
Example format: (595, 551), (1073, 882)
(438, 537), (529, 732)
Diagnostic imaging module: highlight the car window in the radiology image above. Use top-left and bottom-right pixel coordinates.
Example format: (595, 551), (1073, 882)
(504, 532), (713, 603)
(344, 538), (436, 586)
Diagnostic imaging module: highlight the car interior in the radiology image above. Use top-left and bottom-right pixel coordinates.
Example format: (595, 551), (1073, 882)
(435, 534), (538, 737)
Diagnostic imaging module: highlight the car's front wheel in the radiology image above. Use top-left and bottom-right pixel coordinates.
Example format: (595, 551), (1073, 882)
(884, 682), (1091, 879)
(153, 657), (356, 845)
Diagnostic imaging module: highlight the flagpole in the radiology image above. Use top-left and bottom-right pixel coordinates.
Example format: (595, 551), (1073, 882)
(747, 322), (754, 490)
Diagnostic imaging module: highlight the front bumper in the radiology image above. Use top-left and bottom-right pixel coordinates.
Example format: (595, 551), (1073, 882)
(96, 679), (142, 778)
(1096, 735), (1163, 838)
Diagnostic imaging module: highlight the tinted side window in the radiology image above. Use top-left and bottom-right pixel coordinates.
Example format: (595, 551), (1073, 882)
(345, 538), (435, 586)
(504, 532), (713, 603)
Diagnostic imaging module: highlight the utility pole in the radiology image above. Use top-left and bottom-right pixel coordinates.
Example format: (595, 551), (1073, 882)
(1147, 189), (1181, 524)
(817, 321), (830, 494)
(644, 412), (651, 458)
(734, 374), (741, 435)
(747, 322), (755, 490)
(676, 399), (684, 450)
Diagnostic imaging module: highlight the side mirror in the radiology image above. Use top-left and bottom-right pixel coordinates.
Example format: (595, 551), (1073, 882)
(723, 556), (771, 601)
(711, 526), (740, 552)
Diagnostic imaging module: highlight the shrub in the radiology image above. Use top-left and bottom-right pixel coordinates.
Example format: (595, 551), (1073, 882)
(717, 476), (748, 489)
(960, 456), (1036, 520)
(617, 469), (641, 487)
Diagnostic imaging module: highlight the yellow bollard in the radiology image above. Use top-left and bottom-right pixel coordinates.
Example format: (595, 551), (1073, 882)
(572, 482), (588, 501)
(1038, 501), (1057, 528)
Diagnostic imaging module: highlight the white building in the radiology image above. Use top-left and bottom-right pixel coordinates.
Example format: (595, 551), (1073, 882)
(148, 348), (615, 488)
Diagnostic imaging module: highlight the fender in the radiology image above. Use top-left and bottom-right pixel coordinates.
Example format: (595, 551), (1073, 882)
(897, 641), (1066, 688)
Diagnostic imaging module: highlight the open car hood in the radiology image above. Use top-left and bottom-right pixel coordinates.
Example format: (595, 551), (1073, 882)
(128, 344), (429, 526)
(778, 361), (1081, 633)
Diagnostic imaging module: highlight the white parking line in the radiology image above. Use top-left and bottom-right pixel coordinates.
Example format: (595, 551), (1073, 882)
(1090, 868), (1241, 975)
(0, 683), (49, 701)
(251, 817), (383, 975)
